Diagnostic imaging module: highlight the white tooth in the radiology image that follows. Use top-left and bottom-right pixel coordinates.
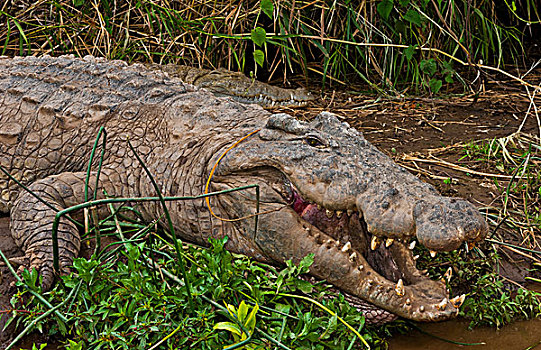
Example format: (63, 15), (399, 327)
(347, 209), (354, 216)
(430, 250), (437, 258)
(325, 209), (333, 218)
(317, 204), (322, 210)
(370, 236), (382, 250)
(409, 241), (416, 250)
(271, 101), (276, 106)
(413, 255), (420, 260)
(395, 279), (405, 296)
(450, 294), (466, 308)
(419, 305), (425, 312)
(444, 267), (452, 283)
(336, 210), (343, 218)
(385, 238), (394, 248)
(341, 241), (352, 252)
(437, 298), (448, 310)
(405, 298), (411, 305)
(358, 264), (364, 271)
(349, 252), (357, 261)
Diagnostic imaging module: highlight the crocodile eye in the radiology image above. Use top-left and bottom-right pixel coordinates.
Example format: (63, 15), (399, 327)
(304, 136), (325, 148)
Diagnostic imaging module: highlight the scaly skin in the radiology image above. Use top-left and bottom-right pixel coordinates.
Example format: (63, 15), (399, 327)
(0, 55), (488, 323)
(151, 64), (314, 107)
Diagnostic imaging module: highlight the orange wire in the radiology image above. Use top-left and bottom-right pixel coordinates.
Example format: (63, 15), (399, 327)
(204, 129), (261, 222)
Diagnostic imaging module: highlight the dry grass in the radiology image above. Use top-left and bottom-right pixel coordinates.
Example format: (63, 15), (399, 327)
(1, 0), (539, 91)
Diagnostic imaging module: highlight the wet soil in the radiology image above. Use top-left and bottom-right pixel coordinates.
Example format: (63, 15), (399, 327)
(389, 318), (541, 350)
(1, 81), (541, 348)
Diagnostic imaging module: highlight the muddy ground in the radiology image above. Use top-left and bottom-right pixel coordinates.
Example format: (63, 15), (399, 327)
(0, 80), (540, 348)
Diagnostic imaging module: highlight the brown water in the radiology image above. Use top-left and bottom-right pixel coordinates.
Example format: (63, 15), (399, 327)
(389, 318), (541, 350)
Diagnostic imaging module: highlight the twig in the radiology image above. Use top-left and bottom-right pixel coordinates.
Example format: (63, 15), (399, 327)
(401, 154), (522, 179)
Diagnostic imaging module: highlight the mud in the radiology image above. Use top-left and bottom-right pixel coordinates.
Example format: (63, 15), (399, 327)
(389, 318), (541, 350)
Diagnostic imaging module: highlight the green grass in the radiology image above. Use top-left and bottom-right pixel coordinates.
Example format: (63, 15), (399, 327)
(0, 0), (538, 93)
(461, 133), (541, 242)
(5, 236), (398, 349)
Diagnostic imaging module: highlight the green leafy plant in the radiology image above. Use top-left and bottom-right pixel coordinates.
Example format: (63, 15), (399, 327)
(0, 0), (534, 93)
(213, 301), (259, 349)
(461, 273), (541, 328)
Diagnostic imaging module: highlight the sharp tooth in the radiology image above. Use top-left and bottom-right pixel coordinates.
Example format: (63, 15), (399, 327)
(405, 298), (411, 305)
(395, 279), (405, 296)
(419, 305), (425, 312)
(325, 209), (333, 218)
(347, 209), (354, 216)
(317, 204), (323, 210)
(385, 238), (394, 247)
(430, 250), (437, 258)
(370, 236), (382, 250)
(349, 252), (357, 261)
(409, 241), (416, 250)
(336, 210), (343, 218)
(413, 254), (420, 260)
(444, 267), (452, 283)
(450, 294), (466, 308)
(358, 265), (364, 271)
(341, 241), (352, 252)
(437, 298), (448, 310)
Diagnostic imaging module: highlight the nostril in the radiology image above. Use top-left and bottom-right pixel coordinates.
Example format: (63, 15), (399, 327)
(413, 197), (488, 251)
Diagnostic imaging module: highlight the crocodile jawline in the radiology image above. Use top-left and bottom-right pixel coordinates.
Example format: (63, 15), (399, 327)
(288, 187), (459, 322)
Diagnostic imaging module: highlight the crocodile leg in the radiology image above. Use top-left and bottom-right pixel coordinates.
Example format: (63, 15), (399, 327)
(10, 170), (125, 290)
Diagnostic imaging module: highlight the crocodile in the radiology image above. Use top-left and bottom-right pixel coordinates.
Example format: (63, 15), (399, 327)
(0, 55), (488, 324)
(150, 64), (314, 108)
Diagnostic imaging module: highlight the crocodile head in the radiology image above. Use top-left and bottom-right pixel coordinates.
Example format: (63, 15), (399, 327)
(211, 112), (488, 322)
(195, 68), (314, 108)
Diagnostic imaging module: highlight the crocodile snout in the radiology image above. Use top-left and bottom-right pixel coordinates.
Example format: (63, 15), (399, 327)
(413, 197), (488, 251)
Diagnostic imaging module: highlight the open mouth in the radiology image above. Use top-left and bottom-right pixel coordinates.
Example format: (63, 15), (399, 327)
(287, 186), (466, 323)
